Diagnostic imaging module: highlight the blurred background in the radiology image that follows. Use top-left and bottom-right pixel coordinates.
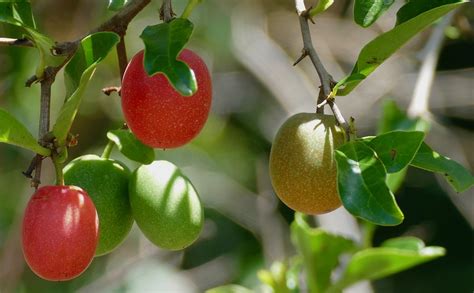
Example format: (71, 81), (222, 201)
(0, 0), (473, 292)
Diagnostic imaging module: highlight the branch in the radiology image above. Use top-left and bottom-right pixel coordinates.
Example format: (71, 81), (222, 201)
(92, 0), (152, 35)
(160, 0), (175, 23)
(0, 37), (33, 47)
(293, 0), (351, 137)
(116, 35), (128, 80)
(30, 72), (54, 188)
(23, 0), (152, 187)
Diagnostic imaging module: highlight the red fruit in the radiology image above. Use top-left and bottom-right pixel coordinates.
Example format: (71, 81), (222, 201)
(121, 49), (212, 149)
(22, 185), (99, 281)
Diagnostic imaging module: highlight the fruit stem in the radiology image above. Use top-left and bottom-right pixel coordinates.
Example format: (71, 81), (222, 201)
(102, 140), (115, 159)
(52, 155), (64, 186)
(362, 221), (376, 248)
(181, 0), (200, 19)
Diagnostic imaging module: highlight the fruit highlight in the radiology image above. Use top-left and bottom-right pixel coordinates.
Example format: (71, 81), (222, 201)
(22, 185), (99, 281)
(129, 160), (204, 250)
(269, 113), (346, 214)
(121, 49), (212, 149)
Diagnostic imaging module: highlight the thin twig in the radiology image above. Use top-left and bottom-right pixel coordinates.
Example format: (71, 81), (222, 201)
(160, 0), (175, 23)
(92, 0), (151, 35)
(294, 0), (351, 136)
(116, 35), (128, 81)
(23, 0), (152, 188)
(407, 12), (455, 119)
(296, 13), (333, 100)
(31, 75), (53, 188)
(0, 37), (34, 47)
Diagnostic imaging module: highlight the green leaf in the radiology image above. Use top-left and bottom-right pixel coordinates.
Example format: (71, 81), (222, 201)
(205, 285), (253, 293)
(52, 32), (120, 146)
(0, 108), (50, 156)
(0, 1), (64, 76)
(0, 0), (35, 28)
(386, 167), (407, 193)
(381, 236), (424, 251)
(291, 213), (356, 293)
(335, 141), (404, 226)
(24, 28), (65, 75)
(396, 0), (460, 25)
(354, 0), (395, 27)
(377, 100), (430, 134)
(335, 1), (466, 96)
(410, 142), (474, 192)
(366, 131), (425, 173)
(257, 262), (292, 293)
(140, 18), (196, 96)
(107, 129), (155, 164)
(330, 237), (445, 290)
(107, 0), (129, 11)
(309, 0), (334, 17)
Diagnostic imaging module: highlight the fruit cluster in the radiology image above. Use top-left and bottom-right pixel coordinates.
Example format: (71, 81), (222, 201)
(21, 49), (211, 281)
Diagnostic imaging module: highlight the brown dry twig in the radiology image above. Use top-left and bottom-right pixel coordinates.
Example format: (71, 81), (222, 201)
(293, 0), (351, 137)
(15, 0), (152, 187)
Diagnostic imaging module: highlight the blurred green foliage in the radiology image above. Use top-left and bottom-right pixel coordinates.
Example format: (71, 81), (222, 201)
(0, 0), (472, 292)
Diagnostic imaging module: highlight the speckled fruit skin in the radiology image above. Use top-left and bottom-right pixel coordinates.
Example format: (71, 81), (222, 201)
(269, 113), (346, 214)
(22, 185), (98, 281)
(121, 49), (212, 149)
(129, 160), (204, 250)
(64, 155), (133, 256)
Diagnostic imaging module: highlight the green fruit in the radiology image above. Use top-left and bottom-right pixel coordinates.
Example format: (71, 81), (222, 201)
(64, 155), (133, 256)
(129, 160), (204, 250)
(269, 113), (346, 214)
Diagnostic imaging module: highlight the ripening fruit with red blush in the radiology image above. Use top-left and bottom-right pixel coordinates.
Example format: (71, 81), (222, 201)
(121, 49), (212, 149)
(22, 185), (99, 281)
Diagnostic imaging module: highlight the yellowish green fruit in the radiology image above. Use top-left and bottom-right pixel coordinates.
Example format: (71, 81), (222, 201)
(269, 113), (346, 214)
(129, 160), (204, 250)
(64, 155), (133, 256)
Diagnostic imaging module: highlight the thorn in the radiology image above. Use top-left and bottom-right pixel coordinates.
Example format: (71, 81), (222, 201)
(23, 155), (43, 180)
(25, 75), (39, 87)
(293, 49), (309, 66)
(302, 6), (315, 24)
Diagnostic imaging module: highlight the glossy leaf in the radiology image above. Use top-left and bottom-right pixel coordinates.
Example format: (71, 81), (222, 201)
(206, 285), (253, 293)
(335, 141), (403, 226)
(411, 142), (474, 192)
(330, 237), (445, 290)
(140, 18), (196, 96)
(53, 32), (120, 146)
(108, 0), (129, 11)
(107, 129), (155, 164)
(335, 1), (466, 96)
(354, 0), (395, 27)
(291, 213), (356, 293)
(377, 100), (429, 193)
(0, 108), (50, 156)
(309, 0), (334, 17)
(367, 131), (425, 173)
(397, 0), (460, 25)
